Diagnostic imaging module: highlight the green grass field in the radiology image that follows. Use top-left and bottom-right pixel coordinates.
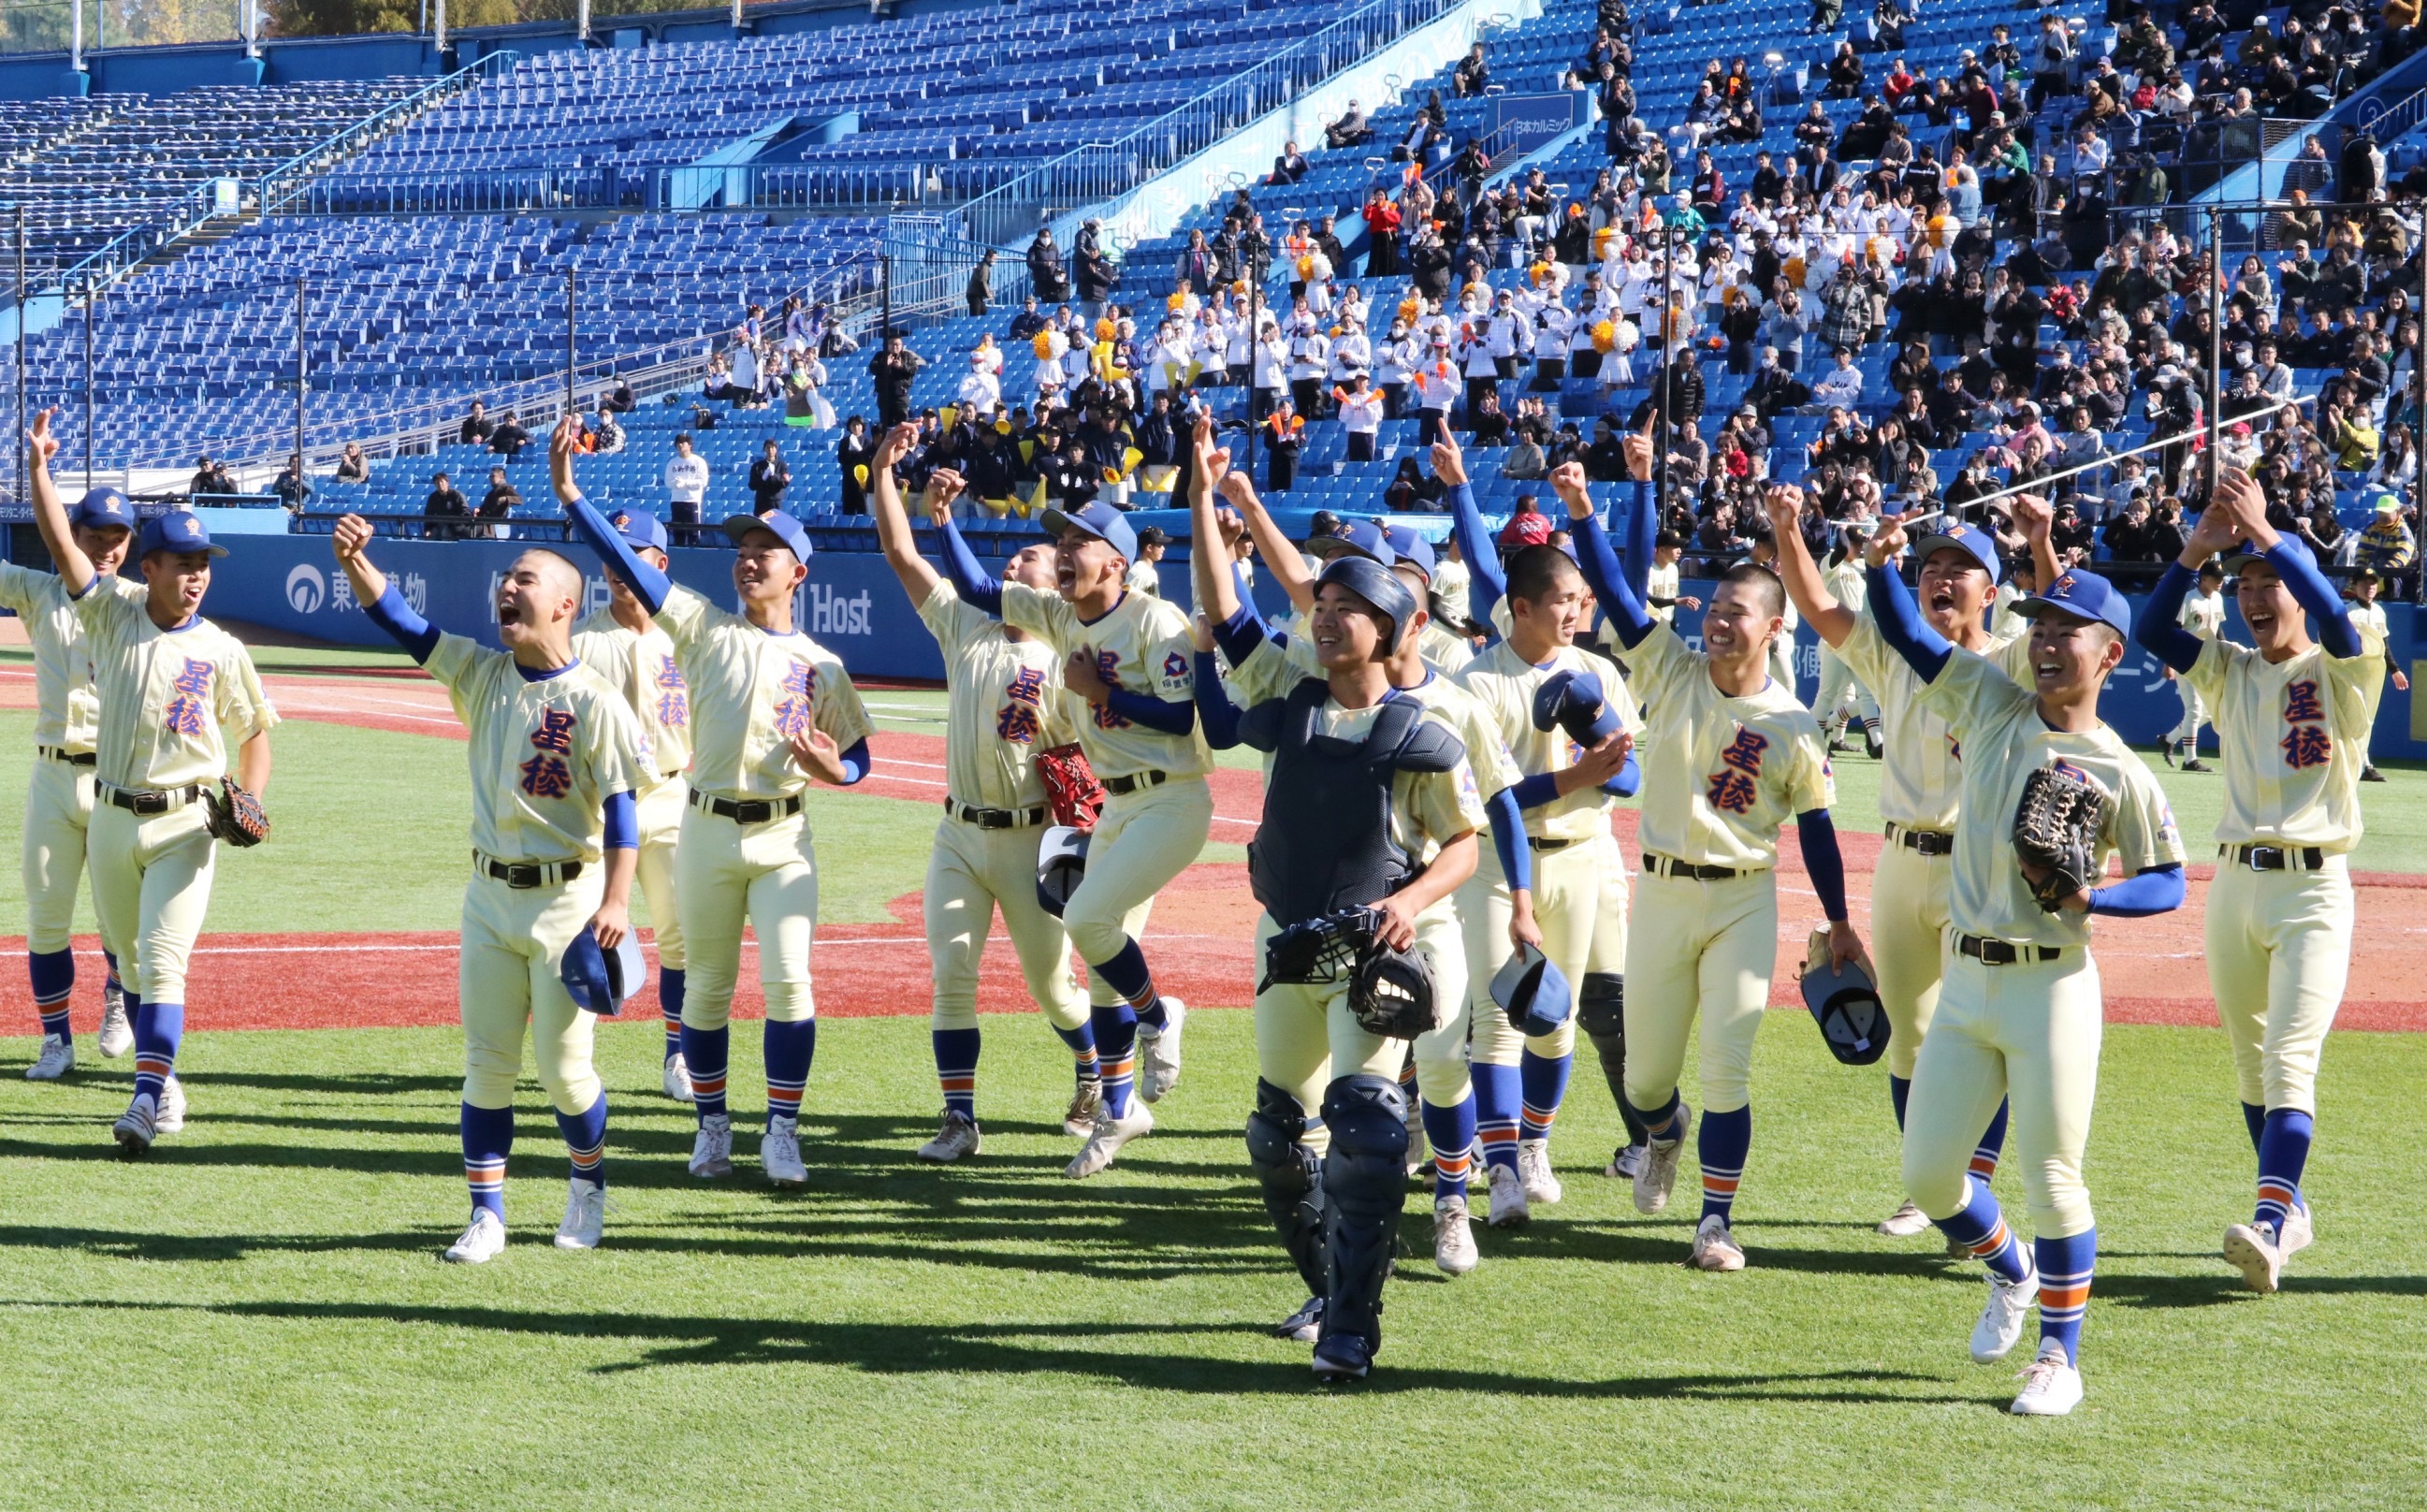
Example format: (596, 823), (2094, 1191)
(3, 663), (2426, 1507)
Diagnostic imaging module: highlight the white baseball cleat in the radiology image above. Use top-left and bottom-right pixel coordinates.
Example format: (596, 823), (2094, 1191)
(1878, 1200), (1933, 1238)
(443, 1207), (508, 1264)
(1971, 1268), (2042, 1362)
(1518, 1139), (1563, 1205)
(1634, 1105), (1693, 1215)
(1433, 1195), (1480, 1275)
(1065, 1100), (1153, 1179)
(2009, 1343), (2085, 1417)
(24, 1035), (74, 1081)
(1273, 1295), (1324, 1343)
(1061, 1080), (1102, 1138)
(661, 1053), (695, 1102)
(111, 1093), (158, 1156)
(1138, 997), (1186, 1103)
(1691, 1214), (1746, 1272)
(1605, 1144), (1646, 1181)
(1486, 1162), (1530, 1228)
(2224, 1220), (2284, 1294)
(554, 1179), (605, 1251)
(2280, 1203), (2315, 1259)
(762, 1115), (807, 1186)
(155, 1075), (187, 1135)
(97, 982), (131, 1058)
(916, 1110), (982, 1163)
(688, 1112), (734, 1178)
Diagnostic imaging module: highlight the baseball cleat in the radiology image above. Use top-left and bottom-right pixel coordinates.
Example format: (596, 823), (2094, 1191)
(1138, 997), (1186, 1103)
(443, 1208), (508, 1264)
(1864, 726), (1885, 761)
(916, 1110), (982, 1163)
(661, 1053), (695, 1102)
(97, 982), (131, 1058)
(1273, 1296), (1324, 1342)
(1971, 1268), (2041, 1362)
(2009, 1343), (2084, 1417)
(111, 1093), (158, 1156)
(2224, 1220), (2284, 1294)
(1634, 1104), (1692, 1214)
(1065, 1099), (1153, 1179)
(155, 1075), (186, 1135)
(554, 1178), (605, 1251)
(689, 1112), (734, 1178)
(2280, 1203), (2315, 1258)
(1691, 1214), (1746, 1272)
(1606, 1143), (1645, 1180)
(2182, 757), (2211, 773)
(2360, 764), (2387, 783)
(1518, 1139), (1563, 1205)
(24, 1035), (74, 1081)
(1486, 1163), (1531, 1228)
(1827, 734), (1853, 756)
(2160, 738), (2178, 768)
(1433, 1195), (1480, 1275)
(1878, 1199), (1933, 1238)
(1061, 1079), (1102, 1138)
(762, 1115), (807, 1186)
(1311, 1333), (1373, 1383)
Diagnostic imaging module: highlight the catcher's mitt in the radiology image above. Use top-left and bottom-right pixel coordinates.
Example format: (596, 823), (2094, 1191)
(1038, 742), (1106, 832)
(2011, 763), (2110, 912)
(204, 778), (270, 848)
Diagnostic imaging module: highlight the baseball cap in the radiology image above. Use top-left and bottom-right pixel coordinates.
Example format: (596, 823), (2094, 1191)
(721, 510), (813, 560)
(1304, 516), (1397, 565)
(1911, 520), (2001, 585)
(1315, 556), (1417, 645)
(1136, 525), (1170, 549)
(1041, 500), (1138, 563)
(1380, 523), (1436, 583)
(70, 487), (133, 531)
(606, 507), (668, 553)
(137, 511), (225, 560)
(2014, 565), (2131, 637)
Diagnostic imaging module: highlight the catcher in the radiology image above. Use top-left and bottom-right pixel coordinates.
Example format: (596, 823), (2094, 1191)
(1186, 418), (1486, 1383)
(1865, 526), (2186, 1418)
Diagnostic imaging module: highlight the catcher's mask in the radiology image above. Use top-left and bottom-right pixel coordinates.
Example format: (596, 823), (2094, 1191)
(1799, 935), (1889, 1066)
(1490, 942), (1572, 1038)
(1036, 824), (1091, 918)
(1261, 907), (1437, 1040)
(560, 930), (647, 1017)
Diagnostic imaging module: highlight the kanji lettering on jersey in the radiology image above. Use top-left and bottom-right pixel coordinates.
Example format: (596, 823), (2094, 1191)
(2283, 679), (2325, 725)
(2280, 678), (2330, 770)
(519, 752), (573, 799)
(1718, 726), (1768, 774)
(654, 654), (689, 729)
(530, 707), (577, 753)
(1091, 649), (1131, 730)
(164, 658), (214, 737)
(1705, 727), (1768, 813)
(1707, 769), (1758, 814)
(774, 662), (816, 739)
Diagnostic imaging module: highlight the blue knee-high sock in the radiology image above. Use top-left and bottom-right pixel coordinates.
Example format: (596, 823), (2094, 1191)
(681, 1024), (730, 1120)
(102, 950), (119, 993)
(1970, 1098), (2010, 1183)
(461, 1102), (514, 1217)
(2255, 1108), (2315, 1230)
(763, 1018), (817, 1127)
(1889, 1074), (1911, 1131)
(1628, 1089), (1685, 1144)
(1422, 1095), (1478, 1201)
(660, 968), (687, 1058)
(932, 1026), (981, 1119)
(1697, 1104), (1751, 1225)
(2241, 1100), (2267, 1155)
(556, 1093), (607, 1190)
(1472, 1062), (1523, 1174)
(1090, 939), (1168, 1029)
(1091, 1001), (1139, 1116)
(1053, 1020), (1100, 1083)
(2034, 1228), (2097, 1365)
(131, 998), (182, 1103)
(1518, 1048), (1572, 1142)
(29, 948), (74, 1042)
(1932, 1175), (2033, 1286)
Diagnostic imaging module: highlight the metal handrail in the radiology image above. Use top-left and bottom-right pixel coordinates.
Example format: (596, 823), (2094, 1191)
(254, 51), (522, 218)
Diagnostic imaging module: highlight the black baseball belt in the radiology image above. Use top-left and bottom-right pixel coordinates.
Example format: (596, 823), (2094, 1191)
(945, 797), (1048, 829)
(474, 851), (584, 889)
(2220, 843), (2327, 872)
(1529, 835), (1580, 852)
(1642, 852), (1756, 881)
(688, 788), (804, 824)
(36, 746), (96, 766)
(101, 782), (206, 816)
(1101, 769), (1170, 795)
(1955, 934), (2071, 967)
(1886, 822), (1955, 856)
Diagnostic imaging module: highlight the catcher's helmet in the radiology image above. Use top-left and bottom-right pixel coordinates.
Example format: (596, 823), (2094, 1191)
(560, 929), (647, 1017)
(1036, 824), (1091, 918)
(1490, 942), (1572, 1038)
(1532, 667), (1622, 749)
(1799, 935), (1889, 1066)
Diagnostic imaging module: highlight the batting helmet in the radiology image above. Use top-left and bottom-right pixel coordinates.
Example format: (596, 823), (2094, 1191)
(1799, 928), (1888, 1066)
(560, 929), (647, 1017)
(1490, 941), (1572, 1038)
(1036, 824), (1091, 918)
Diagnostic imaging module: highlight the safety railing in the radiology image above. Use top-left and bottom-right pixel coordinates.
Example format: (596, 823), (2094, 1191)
(255, 50), (523, 217)
(269, 165), (642, 217)
(31, 181), (221, 299)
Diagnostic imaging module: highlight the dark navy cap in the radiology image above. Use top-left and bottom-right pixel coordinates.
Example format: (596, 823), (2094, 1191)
(1303, 516), (1397, 566)
(722, 510), (812, 560)
(137, 511), (225, 560)
(70, 487), (133, 531)
(1041, 501), (1139, 563)
(1911, 520), (2002, 585)
(2015, 565), (2131, 637)
(606, 506), (668, 553)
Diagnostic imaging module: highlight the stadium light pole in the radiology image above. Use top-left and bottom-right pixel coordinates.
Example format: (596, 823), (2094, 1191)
(1653, 222), (1674, 531)
(880, 253), (892, 342)
(577, 0), (591, 44)
(295, 276), (307, 472)
(1245, 270), (1260, 481)
(82, 273), (94, 489)
(16, 204), (25, 510)
(565, 268), (577, 421)
(2204, 202), (2221, 504)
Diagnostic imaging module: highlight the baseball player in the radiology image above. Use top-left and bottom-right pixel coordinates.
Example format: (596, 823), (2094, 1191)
(1562, 445), (1859, 1273)
(23, 411), (277, 1153)
(1867, 524), (2187, 1417)
(2135, 470), (2377, 1294)
(1765, 488), (2049, 1243)
(334, 516), (642, 1261)
(2342, 568), (2405, 783)
(933, 467), (1210, 1180)
(555, 417), (876, 1188)
(5, 482), (138, 1081)
(569, 508), (695, 1101)
(2161, 560), (2226, 772)
(864, 424), (1103, 1159)
(1812, 531), (1884, 758)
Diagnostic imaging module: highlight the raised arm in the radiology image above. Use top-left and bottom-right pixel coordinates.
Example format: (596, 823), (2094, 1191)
(1620, 416), (1656, 605)
(25, 413), (93, 598)
(1763, 482), (1856, 647)
(2212, 467), (2362, 660)
(1439, 431), (1506, 617)
(867, 422), (943, 603)
(2138, 495), (2234, 675)
(2010, 491), (2065, 589)
(1554, 462), (1656, 649)
(1221, 467), (1314, 615)
(1862, 511), (1953, 681)
(553, 415), (669, 614)
(331, 515), (439, 662)
(933, 513), (1004, 616)
(1186, 414), (1243, 628)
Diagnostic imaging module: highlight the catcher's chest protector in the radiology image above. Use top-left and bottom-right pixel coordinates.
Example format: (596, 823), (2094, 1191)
(1246, 681), (1465, 926)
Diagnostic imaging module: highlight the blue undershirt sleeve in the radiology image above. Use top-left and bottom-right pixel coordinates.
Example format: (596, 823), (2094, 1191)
(2137, 562), (2205, 675)
(1193, 651), (1243, 749)
(1449, 483), (1506, 618)
(1485, 787), (1533, 892)
(1102, 686), (1197, 736)
(1211, 600), (1267, 665)
(1623, 479), (1654, 605)
(1797, 807), (1849, 921)
(2088, 863), (2186, 917)
(936, 515), (1003, 615)
(833, 735), (872, 785)
(1572, 510), (1656, 648)
(602, 790), (638, 850)
(1509, 771), (1563, 809)
(1865, 563), (1952, 681)
(2264, 536), (2364, 660)
(362, 585), (441, 663)
(1604, 749), (1641, 797)
(562, 492), (670, 614)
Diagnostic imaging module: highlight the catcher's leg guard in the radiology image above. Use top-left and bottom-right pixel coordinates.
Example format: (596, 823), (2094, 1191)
(1245, 1078), (1327, 1296)
(1316, 1073), (1410, 1357)
(1578, 973), (1648, 1147)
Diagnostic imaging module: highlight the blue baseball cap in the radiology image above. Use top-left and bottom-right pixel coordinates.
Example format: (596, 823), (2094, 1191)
(70, 487), (133, 531)
(606, 506), (668, 553)
(1911, 521), (2002, 585)
(1303, 516), (1397, 566)
(1380, 523), (1436, 583)
(2015, 565), (2131, 637)
(137, 510), (225, 560)
(1041, 501), (1139, 563)
(722, 510), (812, 560)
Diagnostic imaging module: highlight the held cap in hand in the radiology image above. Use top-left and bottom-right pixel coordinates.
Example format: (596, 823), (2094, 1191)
(1532, 667), (1620, 748)
(560, 930), (646, 1017)
(1490, 941), (1573, 1038)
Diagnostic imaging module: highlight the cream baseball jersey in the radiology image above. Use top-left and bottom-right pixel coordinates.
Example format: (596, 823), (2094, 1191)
(1645, 560), (1681, 623)
(74, 590), (278, 792)
(2185, 636), (2379, 852)
(652, 584), (874, 800)
(1454, 639), (1643, 844)
(1919, 647), (2186, 948)
(2179, 587), (2226, 640)
(1624, 621), (1831, 867)
(1836, 615), (2034, 830)
(1000, 581), (1206, 781)
(2347, 600), (2390, 653)
(573, 610), (692, 780)
(1824, 558), (1867, 616)
(1419, 619), (1475, 675)
(425, 634), (647, 864)
(919, 580), (1076, 812)
(1433, 557), (1473, 624)
(0, 568), (141, 751)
